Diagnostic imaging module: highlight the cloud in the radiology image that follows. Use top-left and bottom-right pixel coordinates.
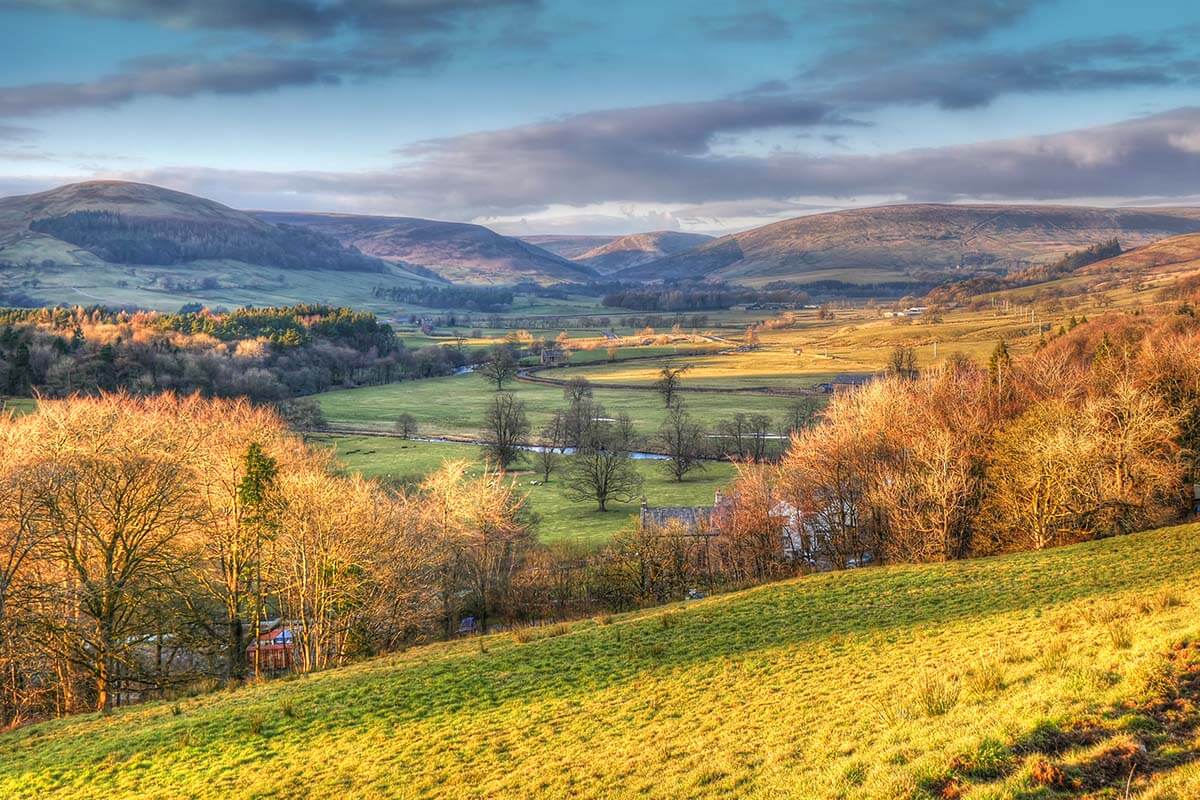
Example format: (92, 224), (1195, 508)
(72, 106), (1200, 228)
(694, 10), (792, 42)
(0, 45), (454, 117)
(813, 0), (1040, 70)
(0, 0), (537, 118)
(0, 0), (537, 40)
(0, 124), (37, 141)
(826, 35), (1194, 110)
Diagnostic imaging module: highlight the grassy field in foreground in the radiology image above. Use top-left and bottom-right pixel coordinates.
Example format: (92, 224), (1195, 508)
(314, 374), (787, 439)
(3, 525), (1200, 799)
(321, 435), (735, 545)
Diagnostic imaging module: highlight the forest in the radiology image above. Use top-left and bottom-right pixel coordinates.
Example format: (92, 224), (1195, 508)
(30, 211), (388, 272)
(0, 305), (463, 401)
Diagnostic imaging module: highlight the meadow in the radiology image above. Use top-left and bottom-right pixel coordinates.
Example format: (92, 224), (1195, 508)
(2, 523), (1197, 799)
(314, 372), (788, 440)
(322, 435), (736, 546)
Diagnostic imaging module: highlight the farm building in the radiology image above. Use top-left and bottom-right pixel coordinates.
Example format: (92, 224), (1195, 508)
(246, 624), (298, 674)
(540, 344), (569, 366)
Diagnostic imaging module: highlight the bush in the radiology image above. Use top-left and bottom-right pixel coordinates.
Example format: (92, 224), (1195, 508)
(914, 671), (960, 716)
(965, 653), (1005, 696)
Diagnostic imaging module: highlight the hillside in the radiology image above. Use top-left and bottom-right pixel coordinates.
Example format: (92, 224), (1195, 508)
(256, 212), (598, 285)
(0, 181), (434, 310)
(574, 230), (713, 274)
(0, 182), (390, 274)
(521, 233), (618, 260)
(618, 203), (1200, 285)
(4, 524), (1199, 799)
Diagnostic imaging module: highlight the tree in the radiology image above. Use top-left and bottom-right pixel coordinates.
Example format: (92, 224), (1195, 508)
(781, 397), (821, 436)
(982, 401), (1094, 552)
(562, 376), (592, 405)
(535, 411), (567, 482)
(657, 403), (706, 482)
(275, 398), (326, 432)
(887, 345), (918, 380)
(34, 396), (200, 713)
(394, 413), (419, 439)
(653, 363), (692, 408)
(478, 346), (517, 391)
(237, 441), (279, 678)
(482, 392), (530, 470)
(563, 412), (644, 511)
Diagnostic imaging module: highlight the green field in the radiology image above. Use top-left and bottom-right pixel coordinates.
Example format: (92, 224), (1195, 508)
(314, 373), (790, 440)
(3, 524), (1198, 798)
(322, 435), (736, 545)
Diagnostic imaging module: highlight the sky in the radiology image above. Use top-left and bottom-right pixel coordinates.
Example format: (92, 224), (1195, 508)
(0, 0), (1198, 235)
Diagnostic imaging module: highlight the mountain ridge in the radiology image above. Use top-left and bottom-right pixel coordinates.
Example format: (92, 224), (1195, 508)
(618, 203), (1200, 285)
(255, 211), (598, 285)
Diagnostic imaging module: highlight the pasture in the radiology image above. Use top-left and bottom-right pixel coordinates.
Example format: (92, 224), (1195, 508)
(322, 435), (736, 546)
(3, 523), (1198, 798)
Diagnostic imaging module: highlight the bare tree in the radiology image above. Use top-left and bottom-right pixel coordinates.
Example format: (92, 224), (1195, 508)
(887, 345), (918, 380)
(482, 392), (530, 470)
(657, 403), (706, 482)
(653, 363), (692, 408)
(563, 413), (644, 511)
(394, 413), (419, 439)
(478, 345), (518, 391)
(562, 376), (593, 405)
(535, 411), (567, 482)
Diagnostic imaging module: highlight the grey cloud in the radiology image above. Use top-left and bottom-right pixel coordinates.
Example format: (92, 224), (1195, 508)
(0, 0), (537, 40)
(104, 107), (1200, 222)
(814, 0), (1040, 70)
(695, 10), (792, 42)
(0, 124), (37, 141)
(0, 47), (450, 117)
(827, 36), (1193, 110)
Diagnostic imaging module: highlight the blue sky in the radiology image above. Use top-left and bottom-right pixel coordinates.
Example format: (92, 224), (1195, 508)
(1, 0), (1198, 234)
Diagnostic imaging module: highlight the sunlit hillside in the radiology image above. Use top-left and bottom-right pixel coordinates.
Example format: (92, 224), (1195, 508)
(2, 524), (1198, 799)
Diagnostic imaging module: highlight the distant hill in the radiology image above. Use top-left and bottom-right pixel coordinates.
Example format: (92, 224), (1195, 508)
(1078, 232), (1200, 278)
(521, 234), (619, 260)
(0, 181), (391, 274)
(573, 230), (713, 274)
(618, 204), (1200, 285)
(0, 181), (438, 310)
(256, 212), (598, 285)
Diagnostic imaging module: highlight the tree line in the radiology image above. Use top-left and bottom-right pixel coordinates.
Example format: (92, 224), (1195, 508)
(0, 305), (464, 402)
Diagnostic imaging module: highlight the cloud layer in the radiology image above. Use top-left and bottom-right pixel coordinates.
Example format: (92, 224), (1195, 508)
(101, 107), (1200, 226)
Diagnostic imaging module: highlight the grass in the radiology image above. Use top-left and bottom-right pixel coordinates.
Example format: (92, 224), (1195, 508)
(321, 435), (736, 546)
(3, 523), (1200, 799)
(314, 373), (788, 440)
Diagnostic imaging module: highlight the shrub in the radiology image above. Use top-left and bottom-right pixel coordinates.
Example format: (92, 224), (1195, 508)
(914, 671), (960, 717)
(247, 712), (266, 736)
(965, 653), (1005, 696)
(1129, 654), (1177, 703)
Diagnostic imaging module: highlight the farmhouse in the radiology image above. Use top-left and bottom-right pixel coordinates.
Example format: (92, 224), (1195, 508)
(640, 491), (871, 570)
(540, 343), (569, 366)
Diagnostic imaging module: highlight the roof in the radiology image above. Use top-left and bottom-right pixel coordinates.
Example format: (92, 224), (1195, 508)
(831, 373), (874, 385)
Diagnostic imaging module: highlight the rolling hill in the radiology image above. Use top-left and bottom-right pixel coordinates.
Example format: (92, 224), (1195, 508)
(3, 523), (1198, 799)
(618, 204), (1200, 286)
(256, 212), (598, 285)
(520, 233), (618, 260)
(0, 181), (435, 310)
(573, 230), (713, 274)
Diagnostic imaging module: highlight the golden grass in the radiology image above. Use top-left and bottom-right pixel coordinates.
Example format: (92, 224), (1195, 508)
(2, 523), (1199, 799)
